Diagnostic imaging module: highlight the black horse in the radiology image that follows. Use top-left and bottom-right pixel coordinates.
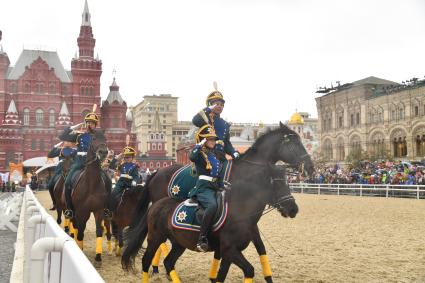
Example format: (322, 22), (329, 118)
(122, 122), (314, 282)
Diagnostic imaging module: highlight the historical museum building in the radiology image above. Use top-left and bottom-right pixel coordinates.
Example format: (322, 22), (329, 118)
(316, 76), (425, 162)
(0, 1), (135, 170)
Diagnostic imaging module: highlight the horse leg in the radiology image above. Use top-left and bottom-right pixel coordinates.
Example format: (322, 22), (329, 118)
(209, 250), (221, 283)
(103, 219), (112, 254)
(142, 239), (163, 283)
(56, 207), (62, 225)
(252, 226), (273, 283)
(222, 247), (255, 283)
(151, 245), (162, 274)
(116, 228), (123, 256)
(75, 220), (86, 250)
(163, 243), (185, 283)
(215, 258), (231, 283)
(94, 212), (104, 264)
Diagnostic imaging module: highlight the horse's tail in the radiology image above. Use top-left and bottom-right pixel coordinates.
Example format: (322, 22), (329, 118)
(121, 171), (157, 270)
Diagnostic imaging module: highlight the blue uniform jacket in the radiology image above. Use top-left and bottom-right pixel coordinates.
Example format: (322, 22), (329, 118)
(192, 107), (236, 157)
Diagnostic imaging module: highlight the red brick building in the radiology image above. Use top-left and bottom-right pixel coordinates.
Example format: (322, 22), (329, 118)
(0, 1), (135, 171)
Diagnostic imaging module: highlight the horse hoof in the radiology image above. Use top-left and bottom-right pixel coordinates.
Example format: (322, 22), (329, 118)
(265, 276), (273, 283)
(151, 266), (159, 274)
(95, 253), (102, 262)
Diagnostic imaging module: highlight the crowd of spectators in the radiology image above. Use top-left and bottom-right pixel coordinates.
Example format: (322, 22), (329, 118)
(291, 160), (425, 185)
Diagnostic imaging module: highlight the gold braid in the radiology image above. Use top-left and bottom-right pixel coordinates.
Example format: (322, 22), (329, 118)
(201, 148), (212, 170)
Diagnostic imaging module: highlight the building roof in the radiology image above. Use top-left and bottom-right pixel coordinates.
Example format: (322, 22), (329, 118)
(105, 78), (125, 104)
(352, 76), (399, 86)
(81, 0), (91, 26)
(288, 112), (304, 125)
(6, 99), (17, 114)
(7, 49), (71, 82)
(59, 101), (70, 116)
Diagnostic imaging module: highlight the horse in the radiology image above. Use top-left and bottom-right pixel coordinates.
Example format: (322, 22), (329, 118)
(122, 122), (314, 282)
(111, 184), (146, 256)
(52, 154), (74, 232)
(68, 130), (110, 264)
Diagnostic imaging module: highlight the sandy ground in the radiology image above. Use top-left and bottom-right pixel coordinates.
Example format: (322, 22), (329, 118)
(36, 191), (425, 283)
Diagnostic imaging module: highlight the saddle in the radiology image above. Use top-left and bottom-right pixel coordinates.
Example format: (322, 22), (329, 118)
(70, 169), (111, 195)
(171, 190), (228, 232)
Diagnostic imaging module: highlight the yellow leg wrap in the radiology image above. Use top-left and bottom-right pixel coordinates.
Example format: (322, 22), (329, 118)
(76, 240), (83, 250)
(169, 270), (181, 283)
(244, 278), (253, 283)
(95, 237), (103, 254)
(107, 240), (112, 253)
(208, 258), (220, 279)
(115, 246), (122, 256)
(260, 254), (272, 277)
(160, 243), (169, 256)
(142, 271), (149, 283)
(151, 247), (161, 267)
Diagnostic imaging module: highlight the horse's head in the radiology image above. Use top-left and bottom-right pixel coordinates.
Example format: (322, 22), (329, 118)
(90, 129), (108, 162)
(269, 165), (298, 218)
(275, 122), (315, 178)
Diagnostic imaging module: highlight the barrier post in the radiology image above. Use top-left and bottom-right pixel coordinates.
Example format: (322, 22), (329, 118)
(417, 185), (420, 200)
(386, 185), (389, 198)
(359, 184), (362, 197)
(337, 184), (340, 195)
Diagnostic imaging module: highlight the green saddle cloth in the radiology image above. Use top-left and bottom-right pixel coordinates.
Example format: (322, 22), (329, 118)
(167, 160), (233, 200)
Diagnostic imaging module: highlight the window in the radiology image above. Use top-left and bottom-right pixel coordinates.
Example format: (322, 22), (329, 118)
(163, 162), (168, 167)
(31, 139), (36, 150)
(35, 83), (44, 94)
(356, 113), (360, 125)
(35, 109), (44, 126)
(338, 116), (343, 128)
(158, 144), (162, 150)
(39, 140), (45, 151)
(152, 144), (156, 150)
(112, 116), (119, 128)
(49, 83), (55, 94)
(415, 106), (419, 117)
(89, 87), (93, 96)
(150, 162), (153, 168)
(24, 82), (30, 93)
(49, 109), (55, 127)
(142, 162), (146, 168)
(9, 83), (17, 94)
(23, 108), (30, 126)
(62, 85), (67, 96)
(156, 162), (160, 168)
(350, 114), (354, 126)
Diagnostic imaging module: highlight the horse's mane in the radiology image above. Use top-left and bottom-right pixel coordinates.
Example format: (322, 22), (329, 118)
(239, 127), (287, 159)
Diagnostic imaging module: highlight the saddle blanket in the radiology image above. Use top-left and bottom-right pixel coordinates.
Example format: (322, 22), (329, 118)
(171, 192), (228, 232)
(167, 160), (233, 200)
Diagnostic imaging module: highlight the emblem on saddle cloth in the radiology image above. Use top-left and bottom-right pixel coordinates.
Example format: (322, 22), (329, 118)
(171, 191), (228, 232)
(167, 160), (233, 200)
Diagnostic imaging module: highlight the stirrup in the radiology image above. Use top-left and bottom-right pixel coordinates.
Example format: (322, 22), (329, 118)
(196, 238), (209, 252)
(64, 209), (74, 219)
(104, 208), (112, 219)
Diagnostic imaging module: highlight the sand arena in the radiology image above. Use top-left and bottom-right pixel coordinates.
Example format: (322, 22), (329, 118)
(37, 191), (425, 282)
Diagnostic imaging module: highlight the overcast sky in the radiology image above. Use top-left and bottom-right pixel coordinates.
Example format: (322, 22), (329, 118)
(1, 0), (425, 123)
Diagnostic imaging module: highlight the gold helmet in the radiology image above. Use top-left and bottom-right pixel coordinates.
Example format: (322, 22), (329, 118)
(123, 146), (136, 157)
(196, 124), (218, 143)
(205, 81), (225, 106)
(84, 112), (99, 124)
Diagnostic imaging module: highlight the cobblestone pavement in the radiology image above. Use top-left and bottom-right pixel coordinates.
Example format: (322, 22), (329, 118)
(0, 193), (20, 283)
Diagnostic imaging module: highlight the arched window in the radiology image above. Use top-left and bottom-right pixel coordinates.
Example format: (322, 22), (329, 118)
(23, 108), (30, 126)
(39, 140), (45, 151)
(24, 82), (31, 93)
(152, 144), (156, 150)
(158, 143), (162, 150)
(142, 162), (146, 168)
(49, 83), (55, 94)
(31, 139), (36, 150)
(49, 109), (55, 127)
(150, 162), (153, 168)
(89, 87), (93, 96)
(163, 162), (168, 167)
(35, 83), (44, 94)
(35, 109), (44, 126)
(336, 138), (345, 161)
(156, 162), (160, 168)
(323, 139), (333, 161)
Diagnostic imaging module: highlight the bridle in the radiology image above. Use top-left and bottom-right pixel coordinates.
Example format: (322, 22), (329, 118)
(85, 136), (107, 167)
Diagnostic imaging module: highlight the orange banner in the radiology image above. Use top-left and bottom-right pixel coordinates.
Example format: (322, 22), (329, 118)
(9, 162), (23, 182)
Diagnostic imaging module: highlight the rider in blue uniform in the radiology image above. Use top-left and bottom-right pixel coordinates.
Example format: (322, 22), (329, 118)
(46, 136), (77, 211)
(62, 112), (100, 219)
(107, 146), (140, 213)
(189, 124), (222, 252)
(192, 83), (239, 161)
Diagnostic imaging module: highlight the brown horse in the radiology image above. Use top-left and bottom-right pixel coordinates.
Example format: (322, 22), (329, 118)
(123, 123), (314, 282)
(111, 185), (145, 256)
(52, 154), (74, 233)
(70, 130), (110, 264)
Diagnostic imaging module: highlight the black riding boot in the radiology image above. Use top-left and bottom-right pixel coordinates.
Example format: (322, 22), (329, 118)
(64, 184), (74, 219)
(197, 209), (215, 252)
(48, 179), (56, 210)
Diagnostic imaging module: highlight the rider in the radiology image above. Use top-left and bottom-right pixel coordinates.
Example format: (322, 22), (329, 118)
(189, 124), (222, 252)
(62, 112), (100, 219)
(107, 146), (140, 213)
(46, 135), (77, 211)
(192, 83), (239, 161)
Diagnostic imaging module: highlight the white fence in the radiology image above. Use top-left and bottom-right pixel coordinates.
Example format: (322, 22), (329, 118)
(10, 186), (104, 283)
(0, 192), (22, 232)
(289, 183), (425, 199)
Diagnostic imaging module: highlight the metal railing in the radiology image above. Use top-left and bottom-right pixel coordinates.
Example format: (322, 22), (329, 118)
(10, 186), (104, 283)
(289, 183), (425, 199)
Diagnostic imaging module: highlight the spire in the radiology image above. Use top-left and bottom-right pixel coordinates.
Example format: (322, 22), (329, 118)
(152, 109), (162, 132)
(56, 101), (72, 126)
(81, 0), (91, 26)
(2, 99), (22, 126)
(105, 77), (125, 104)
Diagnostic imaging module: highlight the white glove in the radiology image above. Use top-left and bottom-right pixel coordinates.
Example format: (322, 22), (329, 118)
(208, 103), (217, 110)
(233, 152), (240, 159)
(131, 180), (136, 187)
(197, 138), (207, 147)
